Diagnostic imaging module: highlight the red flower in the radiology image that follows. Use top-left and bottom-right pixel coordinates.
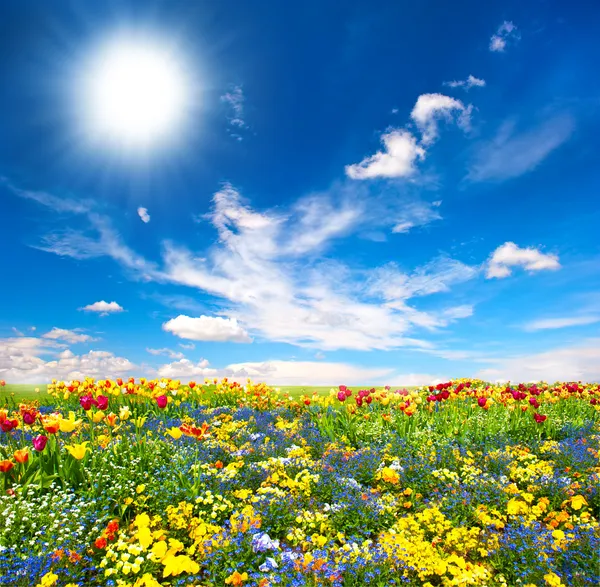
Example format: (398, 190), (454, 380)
(96, 395), (109, 411)
(79, 394), (97, 411)
(534, 413), (547, 424)
(0, 460), (14, 473)
(303, 399), (311, 406)
(155, 395), (168, 409)
(337, 391), (346, 402)
(189, 381), (196, 389)
(477, 397), (487, 408)
(355, 397), (363, 407)
(32, 434), (48, 451)
(116, 378), (123, 387)
(1, 420), (15, 433)
(94, 537), (107, 549)
(23, 412), (36, 425)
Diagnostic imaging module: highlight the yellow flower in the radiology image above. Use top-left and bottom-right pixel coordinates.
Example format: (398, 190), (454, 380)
(544, 572), (564, 586)
(133, 574), (162, 587)
(165, 427), (183, 440)
(65, 441), (89, 460)
(134, 416), (147, 429)
(552, 529), (565, 541)
(506, 498), (528, 516)
(379, 467), (399, 485)
(162, 554), (200, 578)
(570, 495), (588, 510)
(36, 573), (58, 587)
(119, 406), (131, 420)
(136, 484), (146, 494)
(59, 414), (82, 433)
(92, 410), (105, 423)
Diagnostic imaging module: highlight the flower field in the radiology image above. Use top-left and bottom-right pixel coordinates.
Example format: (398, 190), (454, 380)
(0, 378), (599, 587)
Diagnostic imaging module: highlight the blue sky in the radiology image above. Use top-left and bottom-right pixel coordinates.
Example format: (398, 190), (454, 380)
(1, 0), (599, 385)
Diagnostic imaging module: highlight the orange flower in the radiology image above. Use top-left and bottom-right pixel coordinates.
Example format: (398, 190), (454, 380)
(14, 449), (29, 464)
(215, 460), (224, 469)
(0, 460), (14, 473)
(106, 413), (118, 427)
(225, 571), (248, 586)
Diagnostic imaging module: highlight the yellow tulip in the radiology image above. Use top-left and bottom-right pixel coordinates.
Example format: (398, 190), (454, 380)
(119, 406), (131, 420)
(65, 441), (89, 460)
(165, 427), (183, 440)
(59, 414), (82, 433)
(92, 410), (105, 423)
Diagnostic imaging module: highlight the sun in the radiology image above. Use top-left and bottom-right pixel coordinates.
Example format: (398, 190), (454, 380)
(82, 36), (190, 150)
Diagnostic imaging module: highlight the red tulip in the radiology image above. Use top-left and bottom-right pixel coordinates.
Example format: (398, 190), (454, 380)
(0, 460), (14, 473)
(96, 395), (109, 411)
(23, 412), (36, 425)
(534, 413), (547, 424)
(33, 435), (48, 451)
(155, 395), (168, 409)
(337, 391), (346, 402)
(79, 394), (97, 411)
(365, 396), (373, 404)
(477, 397), (487, 408)
(304, 399), (311, 406)
(189, 381), (196, 389)
(355, 397), (363, 407)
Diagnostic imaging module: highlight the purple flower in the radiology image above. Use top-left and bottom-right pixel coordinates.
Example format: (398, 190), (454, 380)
(33, 434), (48, 452)
(252, 532), (280, 553)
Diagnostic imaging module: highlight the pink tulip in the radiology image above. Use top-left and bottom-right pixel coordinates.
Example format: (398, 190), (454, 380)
(96, 395), (109, 410)
(33, 435), (48, 452)
(155, 395), (168, 409)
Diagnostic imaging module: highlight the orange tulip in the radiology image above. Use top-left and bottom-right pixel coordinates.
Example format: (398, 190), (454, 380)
(14, 449), (29, 464)
(106, 413), (118, 427)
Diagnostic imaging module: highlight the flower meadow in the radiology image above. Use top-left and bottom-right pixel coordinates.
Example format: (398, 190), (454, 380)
(0, 378), (598, 587)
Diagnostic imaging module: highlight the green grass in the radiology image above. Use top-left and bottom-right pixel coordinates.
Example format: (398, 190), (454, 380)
(0, 384), (49, 404)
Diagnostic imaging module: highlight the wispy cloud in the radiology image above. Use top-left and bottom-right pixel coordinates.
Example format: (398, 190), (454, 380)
(444, 75), (486, 91)
(486, 242), (560, 279)
(220, 85), (247, 140)
(524, 315), (600, 331)
(467, 115), (574, 182)
(489, 21), (520, 53)
(476, 339), (600, 383)
(43, 327), (97, 344)
(146, 347), (185, 359)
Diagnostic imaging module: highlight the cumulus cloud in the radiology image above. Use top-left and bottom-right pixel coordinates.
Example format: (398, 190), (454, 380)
(523, 315), (600, 331)
(43, 328), (96, 344)
(157, 358), (216, 378)
(444, 75), (486, 91)
(80, 301), (125, 316)
(163, 315), (253, 343)
(345, 130), (425, 179)
(486, 242), (560, 279)
(137, 207), (150, 223)
(490, 21), (519, 52)
(410, 93), (472, 145)
(468, 115), (574, 182)
(476, 339), (600, 383)
(0, 336), (135, 383)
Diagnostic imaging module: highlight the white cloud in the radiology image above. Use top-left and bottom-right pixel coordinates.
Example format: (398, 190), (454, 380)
(80, 300), (125, 316)
(146, 347), (185, 359)
(221, 85), (246, 139)
(486, 242), (560, 279)
(137, 207), (150, 223)
(524, 315), (600, 331)
(476, 339), (600, 382)
(410, 93), (472, 145)
(391, 200), (442, 233)
(163, 315), (253, 343)
(345, 130), (425, 179)
(444, 75), (486, 91)
(221, 360), (394, 386)
(179, 342), (195, 350)
(490, 21), (519, 53)
(157, 357), (216, 378)
(468, 115), (574, 182)
(0, 336), (135, 383)
(43, 327), (96, 344)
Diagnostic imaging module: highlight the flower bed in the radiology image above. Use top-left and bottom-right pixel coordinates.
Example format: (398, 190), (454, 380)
(0, 378), (599, 586)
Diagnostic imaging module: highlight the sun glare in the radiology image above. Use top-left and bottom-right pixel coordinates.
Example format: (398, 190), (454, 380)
(82, 36), (190, 151)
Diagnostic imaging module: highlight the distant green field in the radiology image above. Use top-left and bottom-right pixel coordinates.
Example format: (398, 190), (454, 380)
(1, 383), (417, 404)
